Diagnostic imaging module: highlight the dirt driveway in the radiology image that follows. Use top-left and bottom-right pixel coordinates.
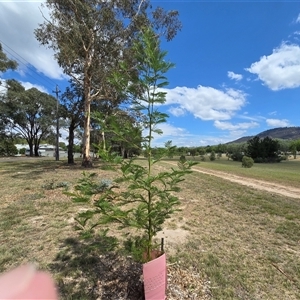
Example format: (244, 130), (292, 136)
(165, 162), (300, 199)
(193, 167), (300, 199)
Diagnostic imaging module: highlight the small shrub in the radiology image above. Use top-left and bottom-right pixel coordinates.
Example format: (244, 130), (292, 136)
(254, 157), (264, 163)
(19, 148), (26, 155)
(179, 155), (186, 162)
(0, 140), (17, 156)
(231, 151), (243, 162)
(242, 156), (254, 168)
(42, 179), (70, 190)
(209, 151), (216, 161)
(200, 155), (206, 161)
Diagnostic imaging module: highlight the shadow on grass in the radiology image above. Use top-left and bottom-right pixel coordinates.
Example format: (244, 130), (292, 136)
(1, 158), (101, 180)
(49, 235), (144, 300)
(0, 159), (61, 178)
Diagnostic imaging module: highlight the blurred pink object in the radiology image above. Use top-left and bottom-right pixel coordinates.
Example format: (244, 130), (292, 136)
(0, 264), (58, 299)
(143, 253), (167, 300)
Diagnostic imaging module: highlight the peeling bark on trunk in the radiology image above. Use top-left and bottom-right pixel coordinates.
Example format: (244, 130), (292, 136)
(102, 130), (106, 151)
(82, 74), (93, 167)
(82, 108), (93, 167)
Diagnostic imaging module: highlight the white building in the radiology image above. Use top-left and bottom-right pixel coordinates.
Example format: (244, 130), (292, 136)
(23, 144), (65, 157)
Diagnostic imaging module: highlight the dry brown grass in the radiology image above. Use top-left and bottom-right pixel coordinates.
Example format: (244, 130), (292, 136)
(167, 169), (300, 300)
(0, 158), (144, 299)
(0, 157), (300, 299)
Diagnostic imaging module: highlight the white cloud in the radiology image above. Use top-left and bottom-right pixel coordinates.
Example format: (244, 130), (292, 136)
(151, 123), (187, 140)
(0, 78), (6, 95)
(227, 130), (248, 139)
(296, 13), (300, 23)
(161, 85), (247, 121)
(214, 120), (259, 131)
(149, 123), (188, 147)
(0, 2), (65, 80)
(238, 114), (263, 122)
(168, 106), (185, 117)
(227, 71), (243, 81)
(150, 122), (236, 147)
(246, 43), (300, 90)
(196, 136), (230, 147)
(149, 121), (253, 147)
(20, 81), (48, 93)
(266, 118), (291, 127)
(268, 111), (277, 116)
(0, 78), (48, 94)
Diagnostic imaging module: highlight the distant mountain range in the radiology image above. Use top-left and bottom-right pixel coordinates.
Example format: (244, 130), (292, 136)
(228, 127), (300, 144)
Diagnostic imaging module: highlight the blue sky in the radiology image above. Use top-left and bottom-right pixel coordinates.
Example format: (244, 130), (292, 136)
(1, 1), (300, 147)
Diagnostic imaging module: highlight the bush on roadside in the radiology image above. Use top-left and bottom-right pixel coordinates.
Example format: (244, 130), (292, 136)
(200, 155), (206, 161)
(179, 155), (186, 162)
(0, 140), (18, 156)
(19, 148), (26, 155)
(280, 155), (288, 161)
(231, 151), (244, 162)
(242, 156), (254, 168)
(254, 157), (263, 163)
(209, 151), (216, 161)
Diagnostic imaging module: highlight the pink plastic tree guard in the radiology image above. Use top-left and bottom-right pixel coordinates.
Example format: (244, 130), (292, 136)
(143, 253), (167, 300)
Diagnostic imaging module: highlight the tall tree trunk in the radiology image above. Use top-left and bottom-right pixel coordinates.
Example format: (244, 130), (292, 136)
(121, 146), (128, 159)
(34, 143), (39, 157)
(29, 143), (34, 157)
(68, 120), (75, 164)
(82, 77), (92, 167)
(34, 148), (39, 157)
(102, 130), (106, 151)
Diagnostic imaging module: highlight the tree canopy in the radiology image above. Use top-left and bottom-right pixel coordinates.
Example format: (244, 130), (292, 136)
(246, 136), (280, 163)
(0, 80), (58, 156)
(0, 43), (18, 74)
(35, 0), (181, 166)
(0, 43), (18, 142)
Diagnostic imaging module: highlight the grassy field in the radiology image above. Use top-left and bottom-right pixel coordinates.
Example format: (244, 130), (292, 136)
(0, 157), (300, 299)
(166, 154), (300, 188)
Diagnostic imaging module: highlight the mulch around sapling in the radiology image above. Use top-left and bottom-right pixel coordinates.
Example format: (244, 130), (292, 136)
(53, 252), (211, 300)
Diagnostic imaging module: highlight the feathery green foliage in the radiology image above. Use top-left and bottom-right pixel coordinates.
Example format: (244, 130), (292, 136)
(68, 28), (196, 262)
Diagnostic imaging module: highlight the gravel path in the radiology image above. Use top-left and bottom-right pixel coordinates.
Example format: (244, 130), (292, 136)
(191, 166), (300, 199)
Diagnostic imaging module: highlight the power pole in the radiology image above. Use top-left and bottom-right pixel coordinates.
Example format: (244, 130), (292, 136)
(53, 85), (60, 161)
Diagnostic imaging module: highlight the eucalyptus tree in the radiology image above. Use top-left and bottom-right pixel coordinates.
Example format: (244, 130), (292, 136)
(0, 43), (18, 75)
(61, 80), (135, 163)
(0, 80), (57, 156)
(0, 43), (18, 139)
(92, 108), (142, 159)
(35, 0), (181, 167)
(60, 82), (85, 163)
